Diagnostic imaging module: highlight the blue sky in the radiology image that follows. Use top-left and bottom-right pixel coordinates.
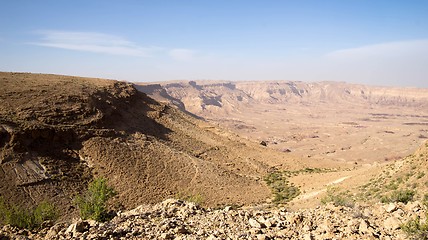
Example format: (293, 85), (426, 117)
(1, 1), (428, 87)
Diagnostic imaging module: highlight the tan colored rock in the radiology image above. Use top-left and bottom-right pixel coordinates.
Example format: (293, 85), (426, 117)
(276, 229), (290, 237)
(358, 219), (369, 233)
(384, 217), (401, 230)
(385, 203), (397, 213)
(160, 232), (174, 239)
(347, 219), (359, 233)
(175, 226), (190, 234)
(256, 234), (268, 240)
(206, 235), (219, 240)
(303, 233), (314, 240)
(249, 218), (263, 228)
(405, 201), (421, 212)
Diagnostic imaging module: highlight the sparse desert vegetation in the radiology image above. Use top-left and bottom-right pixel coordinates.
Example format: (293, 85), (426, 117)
(401, 194), (428, 239)
(381, 189), (416, 204)
(264, 171), (300, 203)
(175, 192), (205, 206)
(75, 177), (116, 222)
(356, 149), (428, 205)
(0, 198), (57, 230)
(320, 187), (355, 207)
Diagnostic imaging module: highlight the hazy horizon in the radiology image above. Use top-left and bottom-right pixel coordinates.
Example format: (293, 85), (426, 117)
(1, 1), (428, 88)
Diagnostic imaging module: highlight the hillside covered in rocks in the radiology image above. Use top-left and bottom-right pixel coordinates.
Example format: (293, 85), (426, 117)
(2, 198), (425, 239)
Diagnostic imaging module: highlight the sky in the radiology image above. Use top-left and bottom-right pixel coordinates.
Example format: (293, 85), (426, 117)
(1, 1), (428, 88)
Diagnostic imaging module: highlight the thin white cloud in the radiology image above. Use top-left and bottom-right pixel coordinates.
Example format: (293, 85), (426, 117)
(320, 39), (428, 87)
(31, 30), (161, 57)
(169, 48), (197, 61)
(326, 39), (428, 59)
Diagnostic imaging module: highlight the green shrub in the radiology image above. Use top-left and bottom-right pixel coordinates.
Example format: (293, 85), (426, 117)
(402, 193), (428, 239)
(264, 172), (283, 185)
(175, 192), (205, 205)
(75, 177), (116, 222)
(423, 193), (428, 206)
(401, 216), (428, 239)
(387, 182), (399, 190)
(381, 189), (415, 204)
(321, 187), (355, 207)
(0, 198), (57, 230)
(33, 201), (57, 225)
(264, 171), (300, 203)
(272, 183), (300, 203)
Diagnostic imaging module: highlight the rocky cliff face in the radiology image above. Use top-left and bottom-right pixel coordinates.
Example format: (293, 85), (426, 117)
(137, 80), (428, 117)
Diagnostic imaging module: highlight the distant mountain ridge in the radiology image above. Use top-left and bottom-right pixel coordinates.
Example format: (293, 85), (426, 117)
(137, 80), (428, 167)
(137, 81), (428, 117)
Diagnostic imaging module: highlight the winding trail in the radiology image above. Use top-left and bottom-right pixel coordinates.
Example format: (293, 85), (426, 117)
(188, 155), (201, 186)
(293, 176), (350, 202)
(328, 176), (350, 185)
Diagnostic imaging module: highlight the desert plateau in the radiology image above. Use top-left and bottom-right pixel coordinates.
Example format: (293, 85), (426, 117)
(0, 72), (427, 239)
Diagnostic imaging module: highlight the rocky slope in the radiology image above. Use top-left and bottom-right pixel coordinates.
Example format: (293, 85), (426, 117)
(1, 198), (424, 239)
(356, 141), (428, 204)
(0, 72), (308, 220)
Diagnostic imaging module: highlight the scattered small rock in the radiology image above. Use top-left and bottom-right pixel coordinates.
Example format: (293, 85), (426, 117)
(249, 218), (263, 228)
(385, 203), (398, 213)
(384, 217), (401, 230)
(0, 199), (425, 239)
